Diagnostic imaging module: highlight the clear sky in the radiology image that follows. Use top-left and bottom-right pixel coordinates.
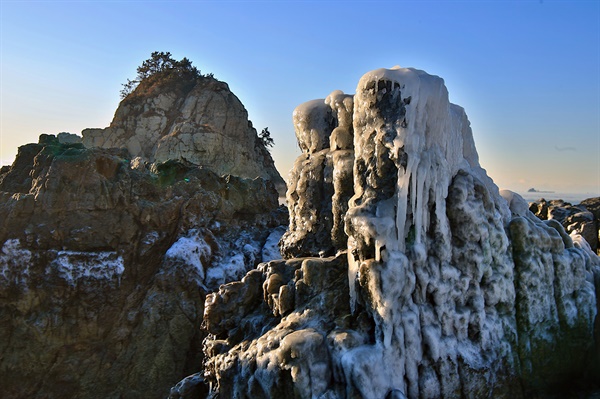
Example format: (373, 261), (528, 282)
(1, 0), (599, 195)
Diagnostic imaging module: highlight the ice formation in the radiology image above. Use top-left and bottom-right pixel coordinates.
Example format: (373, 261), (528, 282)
(261, 226), (286, 262)
(0, 239), (32, 286)
(165, 229), (212, 281)
(201, 66), (600, 399)
(49, 250), (124, 285)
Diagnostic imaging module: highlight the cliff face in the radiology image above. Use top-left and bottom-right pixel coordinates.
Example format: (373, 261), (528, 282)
(82, 76), (286, 194)
(0, 135), (285, 399)
(199, 67), (600, 398)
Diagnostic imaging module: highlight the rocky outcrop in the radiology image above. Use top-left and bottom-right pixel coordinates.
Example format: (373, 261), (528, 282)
(199, 67), (600, 398)
(530, 197), (600, 254)
(81, 75), (285, 194)
(280, 91), (355, 258)
(0, 135), (285, 399)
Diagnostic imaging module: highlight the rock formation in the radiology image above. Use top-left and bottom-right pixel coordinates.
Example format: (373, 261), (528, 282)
(530, 197), (600, 254)
(2, 65), (599, 399)
(199, 67), (600, 398)
(280, 90), (355, 258)
(81, 75), (285, 194)
(0, 135), (285, 399)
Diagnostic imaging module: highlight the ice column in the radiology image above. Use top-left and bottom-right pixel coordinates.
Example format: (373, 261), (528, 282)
(280, 91), (355, 258)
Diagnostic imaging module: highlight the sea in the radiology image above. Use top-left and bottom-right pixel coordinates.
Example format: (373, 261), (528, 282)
(517, 191), (599, 205)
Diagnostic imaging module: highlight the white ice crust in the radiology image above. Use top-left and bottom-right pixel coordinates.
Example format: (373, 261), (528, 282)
(0, 239), (32, 286)
(347, 67), (509, 310)
(50, 250), (124, 285)
(165, 229), (211, 281)
(340, 67), (564, 398)
(1, 239), (125, 287)
(261, 226), (286, 263)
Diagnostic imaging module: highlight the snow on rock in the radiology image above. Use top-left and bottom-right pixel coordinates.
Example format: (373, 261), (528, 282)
(0, 239), (32, 286)
(49, 250), (124, 285)
(204, 230), (263, 288)
(164, 229), (212, 282)
(198, 66), (600, 399)
(261, 226), (286, 262)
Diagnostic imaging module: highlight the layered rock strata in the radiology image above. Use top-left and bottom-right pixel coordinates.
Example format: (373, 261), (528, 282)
(200, 67), (600, 398)
(0, 135), (285, 399)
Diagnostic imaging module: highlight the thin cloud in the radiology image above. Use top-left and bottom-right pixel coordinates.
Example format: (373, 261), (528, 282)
(554, 146), (577, 152)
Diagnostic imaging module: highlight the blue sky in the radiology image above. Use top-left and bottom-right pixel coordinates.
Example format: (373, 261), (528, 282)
(1, 0), (599, 194)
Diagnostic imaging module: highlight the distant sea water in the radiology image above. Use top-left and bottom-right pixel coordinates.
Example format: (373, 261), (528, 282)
(517, 191), (599, 205)
(278, 193), (599, 206)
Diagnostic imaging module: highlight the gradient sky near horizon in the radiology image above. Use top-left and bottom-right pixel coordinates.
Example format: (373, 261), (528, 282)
(1, 0), (599, 195)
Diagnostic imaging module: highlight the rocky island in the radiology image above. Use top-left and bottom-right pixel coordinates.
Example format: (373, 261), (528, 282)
(1, 59), (599, 399)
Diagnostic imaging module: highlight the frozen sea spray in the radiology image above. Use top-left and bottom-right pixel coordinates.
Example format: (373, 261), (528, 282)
(199, 67), (600, 399)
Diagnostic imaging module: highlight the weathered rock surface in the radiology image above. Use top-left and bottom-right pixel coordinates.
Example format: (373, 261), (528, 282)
(199, 67), (600, 398)
(280, 90), (355, 258)
(0, 135), (285, 399)
(81, 75), (285, 194)
(530, 197), (600, 254)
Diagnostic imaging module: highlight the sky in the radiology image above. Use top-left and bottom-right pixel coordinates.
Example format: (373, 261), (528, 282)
(1, 0), (599, 196)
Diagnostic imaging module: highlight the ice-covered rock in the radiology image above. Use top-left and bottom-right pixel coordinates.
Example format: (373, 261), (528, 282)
(280, 90), (355, 258)
(199, 67), (600, 398)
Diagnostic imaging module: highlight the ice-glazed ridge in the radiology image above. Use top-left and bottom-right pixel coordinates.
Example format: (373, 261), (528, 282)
(347, 66), (510, 313)
(353, 66), (507, 247)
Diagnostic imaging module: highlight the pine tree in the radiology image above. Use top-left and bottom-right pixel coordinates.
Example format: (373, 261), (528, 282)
(260, 127), (274, 148)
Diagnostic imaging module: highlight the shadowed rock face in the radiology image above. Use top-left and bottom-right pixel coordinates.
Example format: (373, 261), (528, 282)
(81, 76), (286, 195)
(530, 197), (600, 254)
(198, 67), (600, 399)
(0, 135), (285, 399)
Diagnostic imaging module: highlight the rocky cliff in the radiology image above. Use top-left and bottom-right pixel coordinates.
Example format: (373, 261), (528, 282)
(81, 74), (286, 194)
(2, 66), (598, 399)
(0, 135), (286, 399)
(197, 67), (600, 398)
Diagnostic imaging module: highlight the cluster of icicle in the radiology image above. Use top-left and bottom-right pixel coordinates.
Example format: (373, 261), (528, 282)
(206, 66), (597, 399)
(346, 66), (508, 311)
(341, 67), (509, 398)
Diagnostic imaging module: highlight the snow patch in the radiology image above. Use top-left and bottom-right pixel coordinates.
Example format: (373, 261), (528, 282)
(164, 229), (211, 281)
(205, 232), (262, 288)
(262, 226), (286, 262)
(49, 250), (124, 285)
(0, 239), (32, 286)
(206, 253), (248, 288)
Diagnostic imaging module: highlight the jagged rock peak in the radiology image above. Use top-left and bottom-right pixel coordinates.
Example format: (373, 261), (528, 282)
(82, 73), (285, 193)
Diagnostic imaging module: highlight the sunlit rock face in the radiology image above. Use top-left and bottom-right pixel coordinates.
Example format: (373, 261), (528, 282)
(81, 77), (285, 194)
(200, 67), (600, 398)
